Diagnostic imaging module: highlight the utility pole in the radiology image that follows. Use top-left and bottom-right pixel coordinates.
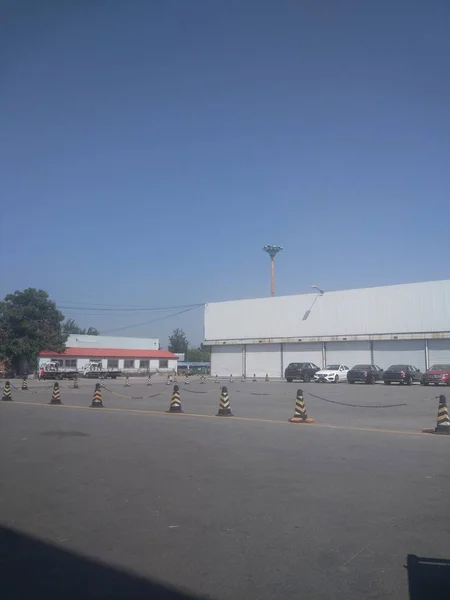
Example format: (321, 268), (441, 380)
(262, 245), (283, 296)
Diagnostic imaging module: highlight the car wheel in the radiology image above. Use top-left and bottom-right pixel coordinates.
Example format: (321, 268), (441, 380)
(303, 374), (311, 383)
(286, 378), (292, 383)
(349, 380), (355, 384)
(334, 375), (339, 383)
(384, 381), (390, 385)
(406, 377), (412, 386)
(434, 383), (439, 386)
(422, 381), (429, 386)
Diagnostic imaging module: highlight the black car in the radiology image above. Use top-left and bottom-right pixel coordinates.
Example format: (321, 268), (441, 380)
(383, 364), (423, 385)
(285, 362), (320, 383)
(347, 364), (383, 384)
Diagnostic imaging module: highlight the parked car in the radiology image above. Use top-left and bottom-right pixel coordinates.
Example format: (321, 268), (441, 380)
(421, 364), (450, 386)
(285, 362), (321, 383)
(347, 364), (384, 384)
(314, 364), (350, 383)
(383, 364), (423, 385)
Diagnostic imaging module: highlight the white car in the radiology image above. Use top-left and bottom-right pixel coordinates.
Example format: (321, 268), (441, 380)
(314, 364), (350, 383)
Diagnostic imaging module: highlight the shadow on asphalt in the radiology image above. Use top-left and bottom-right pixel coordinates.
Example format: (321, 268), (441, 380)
(0, 525), (208, 600)
(407, 554), (450, 600)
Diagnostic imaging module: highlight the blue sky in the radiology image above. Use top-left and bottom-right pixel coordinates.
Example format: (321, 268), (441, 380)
(1, 0), (449, 347)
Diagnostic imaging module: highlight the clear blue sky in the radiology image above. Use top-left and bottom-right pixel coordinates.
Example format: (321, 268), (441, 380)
(1, 0), (449, 347)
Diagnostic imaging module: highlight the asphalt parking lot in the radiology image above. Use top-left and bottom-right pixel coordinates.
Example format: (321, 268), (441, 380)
(1, 376), (450, 599)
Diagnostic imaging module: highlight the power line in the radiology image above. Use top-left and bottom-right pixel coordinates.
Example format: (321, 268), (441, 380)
(58, 303), (203, 313)
(100, 305), (203, 334)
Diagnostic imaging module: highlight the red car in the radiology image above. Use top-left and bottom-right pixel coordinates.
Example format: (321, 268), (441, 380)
(421, 364), (450, 386)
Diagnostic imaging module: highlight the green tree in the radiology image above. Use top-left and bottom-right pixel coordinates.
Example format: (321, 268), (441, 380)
(62, 319), (99, 335)
(0, 288), (67, 374)
(186, 346), (210, 362)
(168, 328), (189, 354)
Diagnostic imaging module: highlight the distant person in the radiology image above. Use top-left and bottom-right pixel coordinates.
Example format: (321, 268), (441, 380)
(39, 367), (45, 381)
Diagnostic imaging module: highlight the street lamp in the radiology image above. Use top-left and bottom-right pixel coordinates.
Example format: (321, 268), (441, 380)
(262, 245), (283, 297)
(311, 284), (324, 296)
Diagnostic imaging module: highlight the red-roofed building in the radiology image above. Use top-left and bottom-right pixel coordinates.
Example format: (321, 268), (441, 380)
(39, 335), (178, 373)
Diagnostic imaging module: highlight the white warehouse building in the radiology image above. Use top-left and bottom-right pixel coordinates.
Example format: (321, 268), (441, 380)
(204, 280), (450, 378)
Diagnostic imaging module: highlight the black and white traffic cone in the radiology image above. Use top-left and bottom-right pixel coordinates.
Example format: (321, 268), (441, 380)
(200, 375), (205, 384)
(91, 383), (103, 408)
(185, 374), (190, 385)
(289, 389), (314, 423)
(50, 382), (62, 405)
(73, 377), (79, 389)
(125, 376), (131, 387)
(146, 375), (152, 386)
(252, 373), (257, 382)
(214, 374), (219, 383)
(167, 385), (183, 413)
(1, 380), (12, 401)
(216, 386), (233, 417)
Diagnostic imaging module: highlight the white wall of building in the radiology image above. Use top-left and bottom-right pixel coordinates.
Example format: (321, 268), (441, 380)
(325, 341), (372, 368)
(211, 346), (244, 376)
(67, 335), (159, 350)
(372, 341), (426, 371)
(39, 356), (177, 372)
(282, 343), (323, 370)
(428, 340), (450, 365)
(205, 280), (450, 342)
(245, 344), (281, 378)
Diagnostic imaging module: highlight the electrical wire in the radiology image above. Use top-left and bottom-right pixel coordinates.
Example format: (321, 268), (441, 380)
(100, 304), (203, 334)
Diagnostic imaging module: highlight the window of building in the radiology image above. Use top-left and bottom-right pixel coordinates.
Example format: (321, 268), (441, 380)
(159, 359), (168, 369)
(139, 360), (149, 369)
(124, 359), (135, 369)
(107, 359), (119, 369)
(65, 359), (77, 368)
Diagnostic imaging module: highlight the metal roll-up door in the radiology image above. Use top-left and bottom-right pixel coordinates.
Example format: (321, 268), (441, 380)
(211, 345), (243, 376)
(372, 340), (426, 371)
(282, 343), (323, 371)
(428, 340), (450, 366)
(325, 341), (371, 369)
(245, 344), (282, 378)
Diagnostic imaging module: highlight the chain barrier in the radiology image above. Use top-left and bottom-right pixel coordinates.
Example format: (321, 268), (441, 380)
(9, 381), (54, 394)
(100, 383), (161, 400)
(307, 391), (407, 409)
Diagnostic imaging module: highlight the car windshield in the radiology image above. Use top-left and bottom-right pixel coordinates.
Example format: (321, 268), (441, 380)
(353, 365), (371, 370)
(429, 364), (450, 370)
(287, 363), (306, 368)
(325, 365), (340, 370)
(387, 365), (407, 371)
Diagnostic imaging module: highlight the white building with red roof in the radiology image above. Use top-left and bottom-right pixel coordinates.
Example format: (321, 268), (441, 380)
(39, 334), (178, 374)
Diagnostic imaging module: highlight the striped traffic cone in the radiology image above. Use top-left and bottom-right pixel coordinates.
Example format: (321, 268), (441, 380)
(265, 373), (269, 382)
(252, 373), (257, 382)
(2, 380), (12, 401)
(216, 386), (233, 417)
(91, 383), (103, 408)
(21, 378), (28, 391)
(167, 385), (183, 413)
(185, 374), (190, 385)
(229, 374), (233, 383)
(435, 395), (450, 435)
(146, 376), (152, 386)
(173, 373), (178, 383)
(200, 375), (205, 384)
(50, 382), (62, 405)
(73, 377), (79, 389)
(289, 389), (314, 423)
(241, 374), (246, 383)
(125, 376), (131, 387)
(215, 374), (219, 383)
(166, 374), (171, 385)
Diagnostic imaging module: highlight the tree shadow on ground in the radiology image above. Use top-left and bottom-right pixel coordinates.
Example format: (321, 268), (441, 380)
(0, 524), (209, 600)
(407, 554), (450, 600)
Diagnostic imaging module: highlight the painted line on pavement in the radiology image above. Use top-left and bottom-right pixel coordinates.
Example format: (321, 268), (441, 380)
(3, 400), (440, 438)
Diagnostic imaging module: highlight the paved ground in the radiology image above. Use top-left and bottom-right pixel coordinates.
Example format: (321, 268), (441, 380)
(1, 376), (450, 599)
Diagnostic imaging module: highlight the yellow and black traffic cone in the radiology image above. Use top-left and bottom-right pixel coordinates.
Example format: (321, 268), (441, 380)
(73, 377), (79, 389)
(265, 373), (269, 382)
(229, 374), (233, 383)
(173, 373), (178, 383)
(214, 374), (219, 383)
(252, 373), (257, 382)
(241, 374), (246, 383)
(125, 376), (131, 387)
(50, 382), (62, 405)
(167, 385), (183, 413)
(91, 383), (103, 408)
(185, 374), (190, 385)
(200, 375), (205, 384)
(21, 378), (28, 391)
(2, 380), (12, 401)
(435, 395), (450, 434)
(289, 389), (314, 423)
(166, 374), (171, 385)
(146, 376), (152, 386)
(217, 386), (233, 417)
